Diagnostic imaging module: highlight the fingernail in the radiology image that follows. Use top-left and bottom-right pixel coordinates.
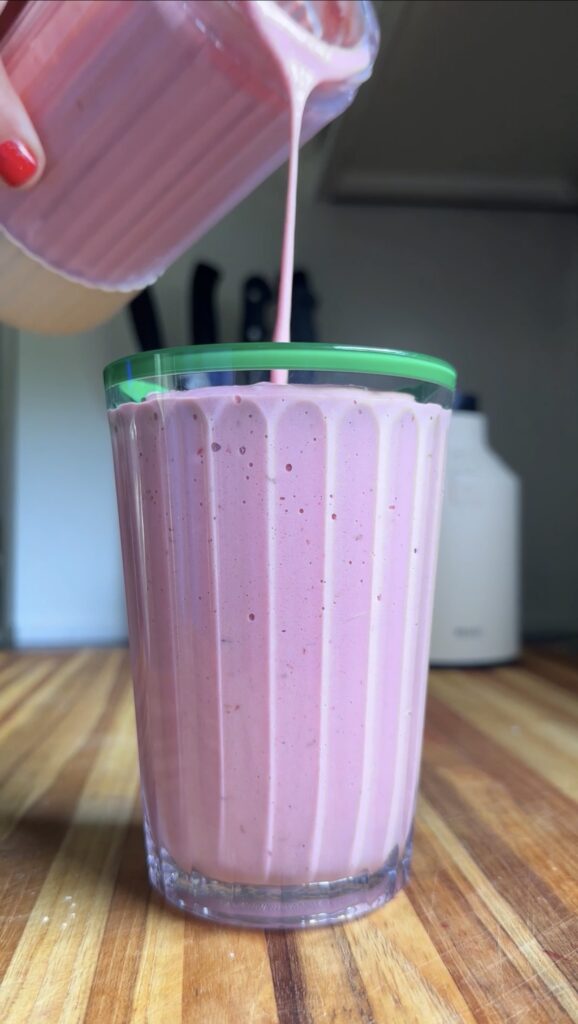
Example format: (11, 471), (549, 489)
(0, 139), (38, 187)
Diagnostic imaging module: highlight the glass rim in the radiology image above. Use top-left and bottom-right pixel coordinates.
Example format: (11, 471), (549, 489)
(103, 343), (457, 391)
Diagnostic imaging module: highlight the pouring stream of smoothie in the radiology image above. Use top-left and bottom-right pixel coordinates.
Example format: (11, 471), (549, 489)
(269, 63), (313, 382)
(249, 4), (326, 383)
(271, 81), (308, 353)
(254, 1), (373, 382)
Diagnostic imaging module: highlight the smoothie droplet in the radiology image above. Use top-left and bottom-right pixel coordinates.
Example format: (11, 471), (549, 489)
(211, 442), (221, 452)
(248, 613), (255, 622)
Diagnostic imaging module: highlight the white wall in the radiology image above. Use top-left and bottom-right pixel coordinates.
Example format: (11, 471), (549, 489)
(11, 317), (134, 646)
(9, 139), (578, 643)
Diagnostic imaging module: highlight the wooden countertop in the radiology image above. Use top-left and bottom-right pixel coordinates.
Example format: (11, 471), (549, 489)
(0, 648), (576, 1023)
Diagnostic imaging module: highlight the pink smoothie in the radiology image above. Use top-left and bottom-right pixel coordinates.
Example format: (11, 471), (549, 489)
(110, 383), (449, 885)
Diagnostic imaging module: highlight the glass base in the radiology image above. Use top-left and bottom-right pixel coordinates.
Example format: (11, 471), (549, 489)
(145, 829), (413, 929)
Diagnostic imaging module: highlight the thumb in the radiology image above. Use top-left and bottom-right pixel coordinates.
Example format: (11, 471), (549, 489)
(0, 7), (45, 187)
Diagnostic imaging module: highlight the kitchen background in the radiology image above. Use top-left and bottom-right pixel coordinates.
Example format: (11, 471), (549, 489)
(1, 0), (577, 647)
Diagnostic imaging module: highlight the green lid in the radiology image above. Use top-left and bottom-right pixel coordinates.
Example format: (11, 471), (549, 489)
(104, 343), (456, 391)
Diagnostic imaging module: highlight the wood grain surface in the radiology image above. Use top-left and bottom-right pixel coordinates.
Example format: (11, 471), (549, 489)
(0, 648), (576, 1023)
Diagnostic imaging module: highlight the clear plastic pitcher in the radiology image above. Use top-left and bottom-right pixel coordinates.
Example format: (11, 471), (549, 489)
(0, 0), (379, 308)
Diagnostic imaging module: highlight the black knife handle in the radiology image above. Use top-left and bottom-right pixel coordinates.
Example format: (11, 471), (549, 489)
(128, 288), (165, 352)
(241, 276), (272, 343)
(192, 264), (221, 346)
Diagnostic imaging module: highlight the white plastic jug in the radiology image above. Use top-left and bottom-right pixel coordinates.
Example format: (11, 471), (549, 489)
(430, 403), (521, 666)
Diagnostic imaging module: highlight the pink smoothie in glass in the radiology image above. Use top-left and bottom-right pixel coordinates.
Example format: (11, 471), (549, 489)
(110, 383), (449, 886)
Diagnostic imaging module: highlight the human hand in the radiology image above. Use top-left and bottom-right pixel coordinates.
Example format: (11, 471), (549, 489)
(0, 0), (45, 186)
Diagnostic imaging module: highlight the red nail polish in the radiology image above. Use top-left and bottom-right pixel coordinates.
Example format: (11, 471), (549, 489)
(0, 139), (38, 187)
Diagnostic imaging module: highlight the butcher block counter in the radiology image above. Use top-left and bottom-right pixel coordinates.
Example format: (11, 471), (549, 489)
(0, 648), (576, 1023)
